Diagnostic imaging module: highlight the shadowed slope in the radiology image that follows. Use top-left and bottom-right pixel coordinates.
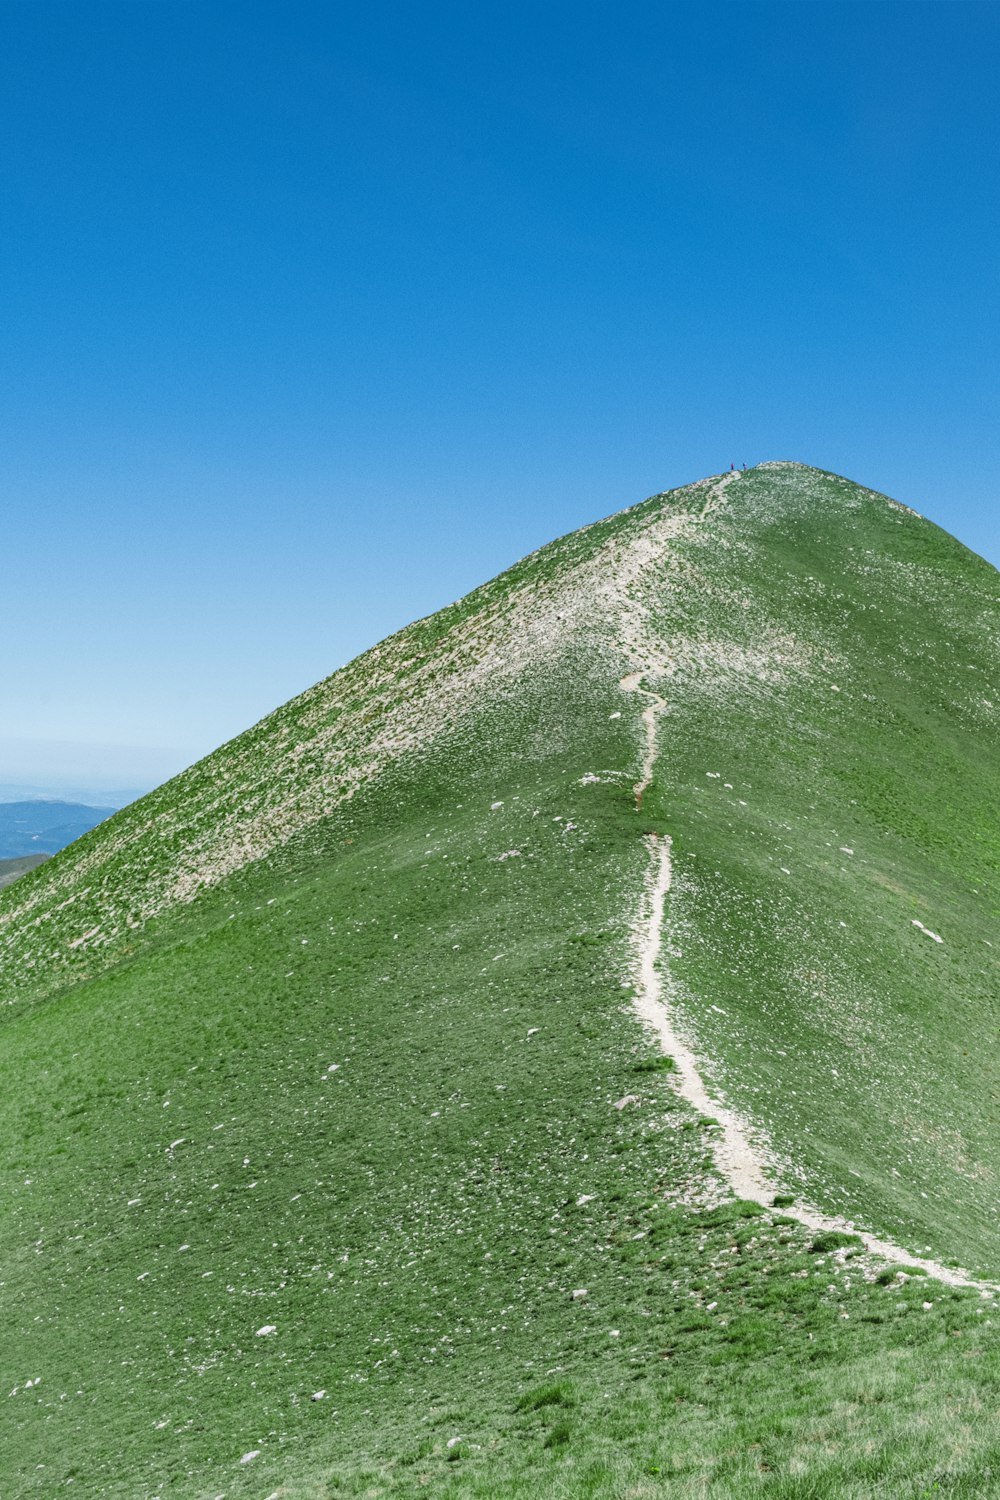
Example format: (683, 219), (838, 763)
(0, 852), (48, 889)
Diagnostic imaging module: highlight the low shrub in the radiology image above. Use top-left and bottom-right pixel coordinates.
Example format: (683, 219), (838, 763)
(632, 1055), (676, 1074)
(809, 1231), (863, 1254)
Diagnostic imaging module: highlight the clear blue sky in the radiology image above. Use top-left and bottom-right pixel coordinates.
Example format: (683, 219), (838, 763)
(2, 0), (998, 800)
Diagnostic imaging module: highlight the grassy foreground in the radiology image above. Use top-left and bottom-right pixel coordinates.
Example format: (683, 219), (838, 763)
(1, 464), (998, 1496)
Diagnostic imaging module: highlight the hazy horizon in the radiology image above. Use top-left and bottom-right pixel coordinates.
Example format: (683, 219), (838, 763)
(0, 783), (148, 810)
(0, 736), (194, 807)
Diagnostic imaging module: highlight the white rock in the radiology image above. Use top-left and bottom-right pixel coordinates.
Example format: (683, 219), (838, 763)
(571, 1288), (588, 1299)
(255, 1324), (277, 1337)
(239, 1449), (261, 1464)
(311, 1390), (326, 1401)
(446, 1435), (462, 1448)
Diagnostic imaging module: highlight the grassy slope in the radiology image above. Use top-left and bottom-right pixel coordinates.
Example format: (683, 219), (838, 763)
(641, 466), (1000, 1273)
(1, 465), (999, 1498)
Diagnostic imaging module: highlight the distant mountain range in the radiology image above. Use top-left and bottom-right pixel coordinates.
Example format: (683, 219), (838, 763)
(0, 799), (115, 859)
(0, 781), (144, 806)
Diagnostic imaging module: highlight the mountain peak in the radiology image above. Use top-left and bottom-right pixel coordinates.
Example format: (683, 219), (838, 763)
(2, 464), (998, 1494)
(0, 464), (988, 1005)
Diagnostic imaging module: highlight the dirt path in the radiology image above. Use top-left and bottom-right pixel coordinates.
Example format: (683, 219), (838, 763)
(618, 673), (665, 809)
(620, 473), (996, 1294)
(699, 468), (741, 517)
(616, 471), (742, 810)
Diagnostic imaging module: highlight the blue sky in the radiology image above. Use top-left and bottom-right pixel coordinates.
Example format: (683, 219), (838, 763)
(2, 1), (998, 800)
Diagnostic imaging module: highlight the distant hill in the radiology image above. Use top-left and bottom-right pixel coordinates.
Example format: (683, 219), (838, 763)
(0, 799), (115, 858)
(0, 852), (48, 889)
(0, 781), (145, 806)
(0, 463), (998, 1497)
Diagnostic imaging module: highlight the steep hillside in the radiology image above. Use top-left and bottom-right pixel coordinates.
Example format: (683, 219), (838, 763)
(2, 463), (999, 1498)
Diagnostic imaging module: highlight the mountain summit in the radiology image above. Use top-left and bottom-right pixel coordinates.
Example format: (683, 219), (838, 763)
(3, 463), (999, 1497)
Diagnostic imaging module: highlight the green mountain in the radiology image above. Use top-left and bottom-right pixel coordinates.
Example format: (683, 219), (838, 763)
(2, 462), (998, 1498)
(0, 852), (49, 890)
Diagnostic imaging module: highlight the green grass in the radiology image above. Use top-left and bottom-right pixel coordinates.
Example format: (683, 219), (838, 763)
(0, 463), (998, 1496)
(647, 466), (1000, 1273)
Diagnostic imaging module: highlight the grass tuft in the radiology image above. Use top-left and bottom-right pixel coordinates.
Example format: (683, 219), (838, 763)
(516, 1381), (577, 1414)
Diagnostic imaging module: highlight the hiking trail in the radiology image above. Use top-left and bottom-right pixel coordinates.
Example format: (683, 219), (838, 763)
(618, 471), (995, 1295)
